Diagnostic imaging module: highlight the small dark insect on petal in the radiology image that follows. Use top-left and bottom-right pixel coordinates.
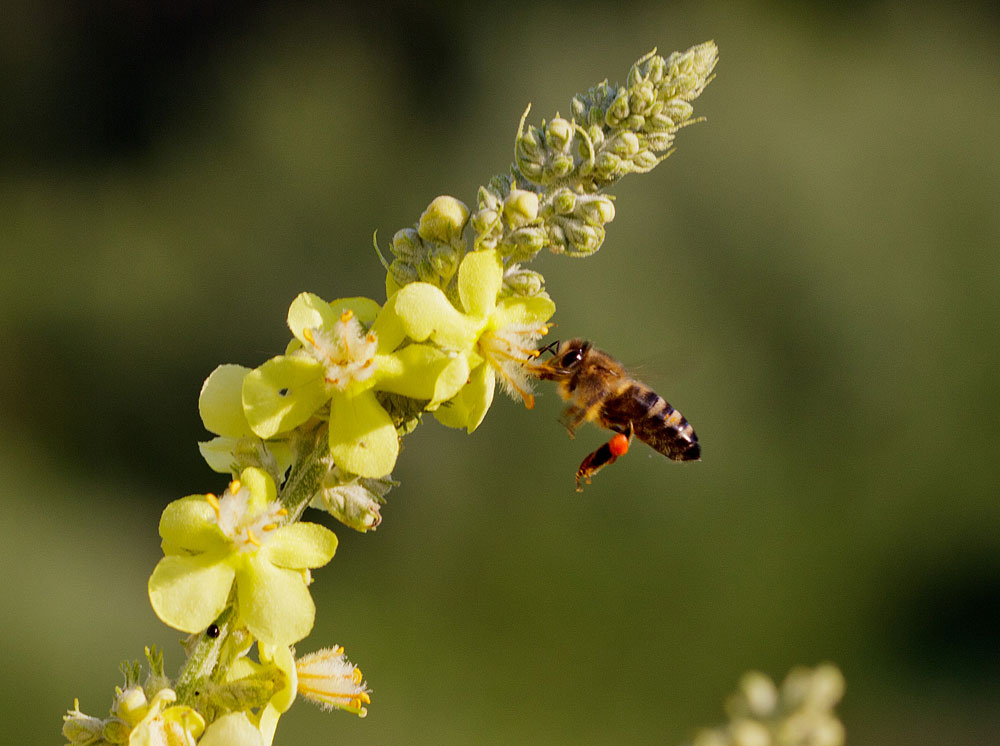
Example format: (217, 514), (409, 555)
(206, 624), (220, 638)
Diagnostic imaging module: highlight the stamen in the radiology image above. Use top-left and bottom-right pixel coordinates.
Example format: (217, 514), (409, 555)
(229, 479), (242, 494)
(303, 328), (316, 346)
(205, 493), (221, 519)
(245, 528), (261, 547)
(339, 309), (354, 323)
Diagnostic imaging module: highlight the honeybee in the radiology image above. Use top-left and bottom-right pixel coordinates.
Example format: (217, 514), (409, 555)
(530, 339), (700, 490)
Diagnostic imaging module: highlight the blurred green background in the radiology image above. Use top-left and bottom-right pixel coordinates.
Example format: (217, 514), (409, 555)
(2, 1), (998, 744)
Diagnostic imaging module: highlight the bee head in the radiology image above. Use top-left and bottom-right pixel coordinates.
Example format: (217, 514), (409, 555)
(555, 339), (590, 370)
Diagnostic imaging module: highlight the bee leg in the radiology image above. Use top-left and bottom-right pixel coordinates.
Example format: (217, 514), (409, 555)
(575, 431), (631, 492)
(558, 404), (587, 439)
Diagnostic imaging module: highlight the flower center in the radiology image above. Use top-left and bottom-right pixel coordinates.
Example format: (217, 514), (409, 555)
(478, 321), (550, 409)
(207, 479), (287, 553)
(302, 309), (378, 390)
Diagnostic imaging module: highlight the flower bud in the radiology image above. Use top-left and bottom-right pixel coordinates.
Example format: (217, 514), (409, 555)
(428, 242), (460, 278)
(647, 110), (675, 132)
(583, 123), (605, 151)
(418, 195), (470, 244)
(503, 188), (539, 227)
(518, 124), (544, 159)
(416, 259), (438, 284)
(631, 149), (660, 172)
(595, 151), (625, 180)
(563, 219), (604, 255)
(388, 259), (418, 287)
(552, 187), (577, 215)
(645, 54), (666, 85)
(577, 195), (615, 226)
(62, 704), (104, 745)
(605, 89), (630, 127)
(629, 80), (656, 114)
(608, 131), (640, 157)
(545, 116), (574, 153)
(113, 686), (149, 725)
(503, 266), (545, 297)
(391, 227), (423, 260)
(548, 153), (575, 179)
(509, 225), (547, 255)
(517, 159), (544, 181)
(646, 131), (674, 152)
(316, 471), (388, 532)
(663, 98), (694, 123)
(471, 207), (500, 236)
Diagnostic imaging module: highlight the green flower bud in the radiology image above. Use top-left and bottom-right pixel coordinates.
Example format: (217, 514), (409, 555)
(647, 110), (675, 131)
(549, 153), (576, 179)
(103, 718), (131, 743)
(631, 149), (660, 172)
(646, 131), (675, 152)
(518, 159), (545, 181)
(428, 242), (461, 278)
(663, 98), (695, 123)
(595, 151), (625, 180)
(418, 195), (470, 244)
(563, 219), (604, 255)
(605, 88), (630, 127)
(552, 187), (577, 215)
(644, 54), (666, 85)
(608, 131), (641, 157)
(625, 113), (646, 131)
(315, 468), (392, 532)
(391, 227), (423, 260)
(503, 188), (539, 227)
(514, 225), (548, 251)
(584, 123), (605, 150)
(503, 266), (545, 297)
(388, 259), (419, 287)
(416, 259), (438, 283)
(62, 705), (104, 745)
(577, 194), (615, 225)
(518, 123), (545, 159)
(629, 80), (656, 114)
(545, 116), (574, 153)
(471, 207), (500, 236)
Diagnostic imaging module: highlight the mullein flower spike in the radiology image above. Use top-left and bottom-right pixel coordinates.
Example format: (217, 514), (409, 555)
(108, 42), (719, 743)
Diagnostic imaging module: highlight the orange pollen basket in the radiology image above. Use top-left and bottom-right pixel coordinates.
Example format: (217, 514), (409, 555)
(609, 433), (630, 457)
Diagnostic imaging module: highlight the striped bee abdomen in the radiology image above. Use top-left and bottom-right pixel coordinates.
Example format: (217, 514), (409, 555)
(602, 383), (700, 462)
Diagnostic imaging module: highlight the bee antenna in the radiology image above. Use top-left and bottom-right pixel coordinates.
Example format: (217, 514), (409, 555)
(537, 340), (560, 357)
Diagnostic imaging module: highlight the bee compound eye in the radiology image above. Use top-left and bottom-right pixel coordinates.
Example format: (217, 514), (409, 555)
(562, 348), (584, 367)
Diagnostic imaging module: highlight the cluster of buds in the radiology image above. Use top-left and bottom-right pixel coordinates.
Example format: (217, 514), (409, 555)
(382, 195), (470, 298)
(471, 43), (718, 259)
(692, 665), (846, 746)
